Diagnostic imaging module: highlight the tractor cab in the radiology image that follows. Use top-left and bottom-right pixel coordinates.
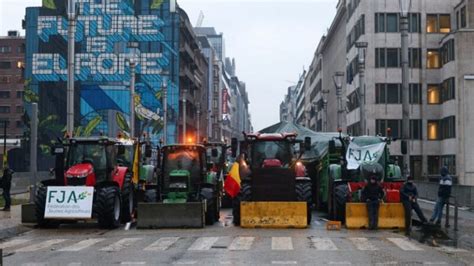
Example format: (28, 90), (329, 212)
(64, 137), (118, 186)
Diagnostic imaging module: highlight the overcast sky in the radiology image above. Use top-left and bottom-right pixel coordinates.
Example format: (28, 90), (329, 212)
(0, 0), (337, 131)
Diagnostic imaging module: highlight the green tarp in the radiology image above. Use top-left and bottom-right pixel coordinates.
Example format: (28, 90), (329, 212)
(259, 122), (343, 162)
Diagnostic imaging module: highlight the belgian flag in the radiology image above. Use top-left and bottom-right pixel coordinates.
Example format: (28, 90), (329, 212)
(224, 162), (241, 198)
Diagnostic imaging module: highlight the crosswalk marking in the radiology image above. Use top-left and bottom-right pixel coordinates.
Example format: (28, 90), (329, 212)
(67, 263), (82, 266)
(0, 239), (30, 249)
(271, 237), (293, 250)
(387, 238), (423, 251)
(310, 237), (338, 250)
(188, 237), (219, 251)
(348, 237), (378, 251)
(144, 237), (180, 251)
(228, 237), (255, 250)
(16, 239), (67, 252)
(272, 261), (297, 265)
(59, 238), (105, 252)
(100, 238), (141, 252)
(120, 262), (147, 265)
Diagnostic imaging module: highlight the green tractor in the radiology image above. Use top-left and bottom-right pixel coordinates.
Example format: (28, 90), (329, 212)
(204, 142), (232, 207)
(317, 131), (405, 226)
(137, 144), (220, 228)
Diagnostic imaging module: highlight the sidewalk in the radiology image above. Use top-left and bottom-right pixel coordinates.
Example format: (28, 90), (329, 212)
(416, 198), (474, 250)
(0, 204), (31, 240)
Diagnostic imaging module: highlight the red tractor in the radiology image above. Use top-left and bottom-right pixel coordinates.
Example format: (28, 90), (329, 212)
(35, 137), (135, 229)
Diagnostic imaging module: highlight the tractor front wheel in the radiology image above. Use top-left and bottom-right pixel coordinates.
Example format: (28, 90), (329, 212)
(97, 186), (122, 229)
(120, 175), (135, 223)
(296, 181), (313, 225)
(232, 182), (251, 226)
(35, 185), (60, 228)
(201, 188), (217, 225)
(334, 184), (349, 223)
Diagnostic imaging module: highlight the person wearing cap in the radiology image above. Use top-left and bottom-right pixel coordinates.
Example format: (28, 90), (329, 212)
(429, 166), (453, 226)
(361, 175), (385, 230)
(401, 175), (427, 235)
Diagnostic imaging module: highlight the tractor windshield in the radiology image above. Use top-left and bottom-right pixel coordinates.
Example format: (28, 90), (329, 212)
(206, 147), (223, 164)
(66, 143), (107, 172)
(164, 149), (202, 180)
(251, 141), (292, 168)
(117, 145), (134, 168)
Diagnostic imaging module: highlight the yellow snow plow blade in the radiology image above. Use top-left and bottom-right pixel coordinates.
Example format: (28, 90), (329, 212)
(240, 202), (308, 228)
(345, 203), (405, 229)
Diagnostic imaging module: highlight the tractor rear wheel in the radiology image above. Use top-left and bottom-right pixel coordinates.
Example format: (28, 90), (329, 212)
(35, 185), (60, 228)
(201, 188), (217, 225)
(334, 184), (349, 222)
(120, 175), (135, 223)
(97, 186), (121, 229)
(232, 182), (251, 226)
(296, 181), (313, 225)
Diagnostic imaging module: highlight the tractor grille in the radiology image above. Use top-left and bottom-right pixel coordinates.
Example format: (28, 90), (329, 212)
(251, 168), (296, 201)
(67, 177), (86, 186)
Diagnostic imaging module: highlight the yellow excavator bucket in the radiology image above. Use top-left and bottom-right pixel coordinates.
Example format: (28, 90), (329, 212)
(345, 203), (405, 229)
(240, 202), (308, 228)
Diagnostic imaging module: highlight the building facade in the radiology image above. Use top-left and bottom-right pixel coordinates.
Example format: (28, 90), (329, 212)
(279, 85), (297, 123)
(301, 0), (474, 185)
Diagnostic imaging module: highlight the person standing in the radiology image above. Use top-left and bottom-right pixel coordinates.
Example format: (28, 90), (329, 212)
(361, 175), (385, 230)
(401, 175), (427, 235)
(1, 167), (13, 211)
(429, 166), (452, 226)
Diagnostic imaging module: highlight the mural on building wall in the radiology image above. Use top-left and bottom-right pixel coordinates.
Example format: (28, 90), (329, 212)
(25, 0), (179, 168)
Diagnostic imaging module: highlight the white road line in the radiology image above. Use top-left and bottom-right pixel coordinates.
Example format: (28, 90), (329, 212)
(120, 262), (147, 265)
(188, 237), (219, 251)
(328, 262), (351, 265)
(423, 262), (447, 265)
(348, 237), (378, 251)
(144, 237), (180, 251)
(436, 246), (468, 253)
(21, 263), (47, 266)
(67, 263), (82, 266)
(375, 262), (398, 265)
(15, 239), (67, 252)
(271, 237), (293, 250)
(0, 239), (30, 249)
(387, 238), (423, 251)
(310, 237), (338, 250)
(228, 237), (255, 250)
(272, 261), (297, 265)
(100, 238), (141, 252)
(59, 238), (105, 251)
(174, 261), (197, 265)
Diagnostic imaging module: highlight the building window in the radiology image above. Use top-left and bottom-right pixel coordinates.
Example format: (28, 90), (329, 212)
(0, 91), (10, 99)
(0, 76), (10, 84)
(410, 84), (422, 104)
(16, 121), (22, 128)
(0, 61), (11, 69)
(16, 106), (23, 113)
(375, 13), (421, 33)
(441, 77), (455, 102)
(427, 156), (440, 175)
(17, 44), (25, 54)
(386, 48), (399, 67)
(347, 15), (365, 52)
(16, 91), (23, 98)
(410, 156), (423, 180)
(441, 116), (456, 139)
(348, 122), (361, 136)
(376, 119), (402, 138)
(427, 120), (440, 140)
(441, 39), (455, 65)
(427, 14), (451, 33)
(410, 119), (422, 140)
(0, 46), (11, 53)
(427, 84), (440, 104)
(460, 6), (467, 28)
(0, 106), (10, 113)
(441, 155), (456, 175)
(375, 48), (385, 68)
(427, 49), (441, 69)
(409, 48), (422, 68)
(0, 120), (9, 128)
(347, 90), (359, 112)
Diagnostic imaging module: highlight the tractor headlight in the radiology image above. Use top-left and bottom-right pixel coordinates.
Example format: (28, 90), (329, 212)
(66, 174), (87, 179)
(169, 182), (187, 189)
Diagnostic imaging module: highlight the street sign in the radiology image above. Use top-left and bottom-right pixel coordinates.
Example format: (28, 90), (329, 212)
(44, 186), (94, 219)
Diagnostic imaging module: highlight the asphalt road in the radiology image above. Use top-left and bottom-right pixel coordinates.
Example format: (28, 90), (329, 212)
(1, 210), (472, 266)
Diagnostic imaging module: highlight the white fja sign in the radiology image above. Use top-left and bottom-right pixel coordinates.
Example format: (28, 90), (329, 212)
(44, 186), (94, 219)
(346, 142), (386, 170)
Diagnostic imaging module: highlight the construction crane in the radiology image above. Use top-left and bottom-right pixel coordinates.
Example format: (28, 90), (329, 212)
(196, 11), (204, 27)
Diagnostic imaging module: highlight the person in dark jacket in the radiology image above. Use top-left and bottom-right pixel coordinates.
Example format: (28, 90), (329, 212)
(401, 175), (427, 234)
(429, 166), (452, 225)
(1, 167), (13, 211)
(361, 175), (385, 230)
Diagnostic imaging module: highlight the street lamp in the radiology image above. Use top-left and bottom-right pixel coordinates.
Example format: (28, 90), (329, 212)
(321, 90), (329, 132)
(356, 42), (368, 136)
(400, 0), (411, 177)
(127, 42), (139, 138)
(333, 71), (344, 129)
(182, 88), (188, 143)
(66, 0), (77, 136)
(161, 74), (169, 145)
